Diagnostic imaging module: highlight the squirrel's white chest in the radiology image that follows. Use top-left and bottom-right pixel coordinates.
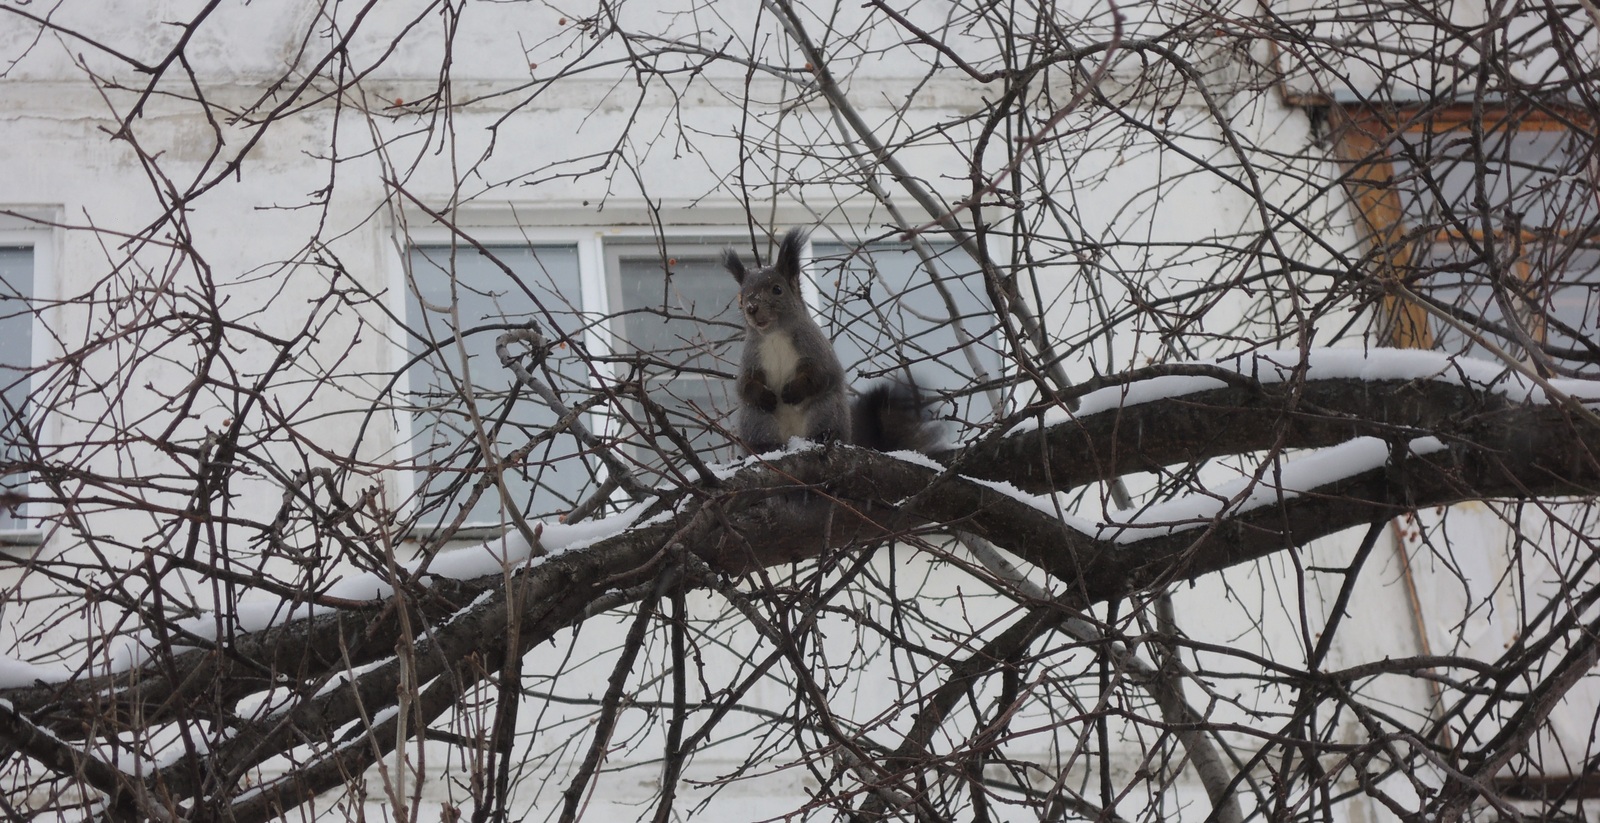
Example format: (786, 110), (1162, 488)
(756, 333), (808, 437)
(756, 333), (802, 388)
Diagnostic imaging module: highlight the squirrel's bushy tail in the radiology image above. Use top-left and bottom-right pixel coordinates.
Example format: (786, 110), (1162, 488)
(850, 381), (942, 453)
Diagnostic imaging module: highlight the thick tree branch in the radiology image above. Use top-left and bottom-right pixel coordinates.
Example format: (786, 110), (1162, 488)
(3, 359), (1596, 809)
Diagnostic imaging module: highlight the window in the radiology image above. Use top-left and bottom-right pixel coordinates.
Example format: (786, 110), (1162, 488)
(400, 229), (1002, 532)
(815, 239), (1005, 430)
(401, 235), (742, 530)
(1335, 107), (1600, 373)
(0, 245), (35, 534)
(403, 244), (593, 530)
(604, 238), (742, 472)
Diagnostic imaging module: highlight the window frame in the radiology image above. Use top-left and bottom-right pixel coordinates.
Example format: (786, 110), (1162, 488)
(600, 234), (756, 475)
(389, 218), (1002, 536)
(811, 237), (1008, 429)
(390, 222), (782, 536)
(0, 219), (58, 548)
(1332, 104), (1600, 356)
(390, 224), (605, 539)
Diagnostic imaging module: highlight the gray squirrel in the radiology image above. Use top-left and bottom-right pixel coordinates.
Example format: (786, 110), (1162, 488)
(724, 228), (938, 454)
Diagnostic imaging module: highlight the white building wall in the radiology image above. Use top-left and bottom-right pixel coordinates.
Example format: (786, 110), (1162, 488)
(1, 1), (1578, 821)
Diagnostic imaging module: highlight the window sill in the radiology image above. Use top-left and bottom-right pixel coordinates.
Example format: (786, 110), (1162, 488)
(404, 524), (510, 546)
(0, 530), (44, 555)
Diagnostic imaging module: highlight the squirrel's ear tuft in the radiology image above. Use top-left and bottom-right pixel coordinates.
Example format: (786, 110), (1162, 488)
(722, 248), (746, 284)
(776, 227), (807, 282)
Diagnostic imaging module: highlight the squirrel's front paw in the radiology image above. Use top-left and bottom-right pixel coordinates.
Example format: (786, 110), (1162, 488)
(740, 370), (778, 412)
(780, 385), (807, 406)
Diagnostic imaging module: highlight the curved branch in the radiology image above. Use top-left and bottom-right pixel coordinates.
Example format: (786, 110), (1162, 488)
(3, 354), (1596, 809)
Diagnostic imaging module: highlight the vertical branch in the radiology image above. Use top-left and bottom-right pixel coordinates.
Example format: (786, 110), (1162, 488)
(651, 581), (689, 823)
(559, 580), (666, 823)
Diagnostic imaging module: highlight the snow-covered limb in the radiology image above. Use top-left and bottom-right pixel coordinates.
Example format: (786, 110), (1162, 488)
(0, 699), (166, 819)
(8, 353), (1597, 707)
(1047, 347), (1600, 424)
(0, 502), (652, 692)
(2, 352), (1597, 821)
(976, 349), (1600, 495)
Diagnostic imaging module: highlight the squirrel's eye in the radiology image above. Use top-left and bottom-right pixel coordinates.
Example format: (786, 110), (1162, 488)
(771, 285), (783, 296)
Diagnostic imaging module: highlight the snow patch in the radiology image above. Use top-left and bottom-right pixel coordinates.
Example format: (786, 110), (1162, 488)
(1016, 349), (1600, 435)
(1091, 436), (1447, 543)
(0, 656), (73, 688)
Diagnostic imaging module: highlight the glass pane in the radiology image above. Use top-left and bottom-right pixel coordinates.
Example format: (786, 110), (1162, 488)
(613, 251), (736, 375)
(1386, 124), (1600, 375)
(816, 241), (1004, 432)
(1388, 128), (1598, 233)
(609, 244), (741, 471)
(405, 245), (590, 527)
(0, 246), (32, 531)
(1415, 239), (1507, 362)
(1417, 239), (1600, 375)
(1536, 245), (1600, 374)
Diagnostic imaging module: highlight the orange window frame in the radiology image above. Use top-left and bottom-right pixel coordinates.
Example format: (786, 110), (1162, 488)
(1330, 104), (1597, 353)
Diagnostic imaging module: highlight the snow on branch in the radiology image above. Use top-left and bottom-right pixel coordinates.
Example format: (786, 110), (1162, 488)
(972, 348), (1600, 494)
(1, 349), (1597, 810)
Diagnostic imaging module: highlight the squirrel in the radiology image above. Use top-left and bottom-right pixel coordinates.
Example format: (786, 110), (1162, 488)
(724, 228), (938, 455)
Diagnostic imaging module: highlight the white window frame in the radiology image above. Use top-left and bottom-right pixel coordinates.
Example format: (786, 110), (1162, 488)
(386, 211), (994, 536)
(387, 218), (788, 535)
(0, 215), (59, 548)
